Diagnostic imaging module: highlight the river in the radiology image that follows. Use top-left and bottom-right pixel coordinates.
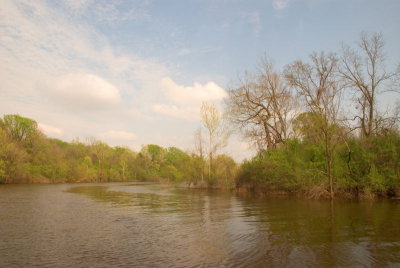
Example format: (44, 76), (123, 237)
(0, 183), (399, 267)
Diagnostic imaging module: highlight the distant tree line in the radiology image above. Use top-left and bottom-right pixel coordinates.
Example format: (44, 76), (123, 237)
(0, 114), (236, 187)
(226, 32), (400, 198)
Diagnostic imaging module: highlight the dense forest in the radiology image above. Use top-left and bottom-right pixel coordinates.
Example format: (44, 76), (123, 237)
(1, 32), (399, 199)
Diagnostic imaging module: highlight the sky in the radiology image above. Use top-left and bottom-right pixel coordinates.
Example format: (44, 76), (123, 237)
(1, 0), (400, 161)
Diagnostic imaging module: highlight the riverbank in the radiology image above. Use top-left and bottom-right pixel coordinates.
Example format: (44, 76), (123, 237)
(173, 180), (400, 200)
(2, 114), (399, 201)
(2, 178), (400, 200)
(235, 184), (400, 200)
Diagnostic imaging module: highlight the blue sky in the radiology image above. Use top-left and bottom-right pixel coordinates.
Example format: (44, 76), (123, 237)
(1, 0), (399, 160)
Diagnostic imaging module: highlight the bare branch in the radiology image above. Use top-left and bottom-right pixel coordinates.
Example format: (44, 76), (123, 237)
(226, 57), (297, 150)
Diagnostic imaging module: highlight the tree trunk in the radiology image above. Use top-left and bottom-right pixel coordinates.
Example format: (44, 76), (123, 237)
(325, 133), (334, 199)
(368, 96), (374, 136)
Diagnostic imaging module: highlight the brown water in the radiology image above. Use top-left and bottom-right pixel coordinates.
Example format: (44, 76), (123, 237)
(0, 183), (399, 267)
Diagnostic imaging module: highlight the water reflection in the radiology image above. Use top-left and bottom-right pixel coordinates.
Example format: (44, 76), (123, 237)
(67, 185), (212, 213)
(239, 198), (400, 267)
(67, 186), (134, 206)
(1, 184), (399, 267)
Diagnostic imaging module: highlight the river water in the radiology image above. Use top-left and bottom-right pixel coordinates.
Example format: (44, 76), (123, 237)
(0, 183), (399, 267)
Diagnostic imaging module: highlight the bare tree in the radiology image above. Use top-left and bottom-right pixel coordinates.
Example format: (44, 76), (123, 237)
(374, 102), (400, 135)
(194, 127), (205, 160)
(285, 52), (344, 199)
(194, 127), (205, 183)
(226, 58), (296, 150)
(340, 32), (396, 137)
(200, 102), (230, 181)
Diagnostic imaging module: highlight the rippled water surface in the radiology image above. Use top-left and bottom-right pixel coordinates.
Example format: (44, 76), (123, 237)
(0, 183), (399, 267)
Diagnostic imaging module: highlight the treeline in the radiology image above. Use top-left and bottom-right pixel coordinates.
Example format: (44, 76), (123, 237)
(227, 32), (400, 198)
(0, 114), (236, 186)
(237, 134), (399, 198)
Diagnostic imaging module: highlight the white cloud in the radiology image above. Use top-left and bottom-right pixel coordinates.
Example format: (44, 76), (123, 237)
(40, 73), (121, 110)
(38, 123), (63, 136)
(0, 0), (167, 98)
(272, 0), (290, 10)
(99, 130), (136, 140)
(160, 77), (227, 105)
(152, 104), (199, 120)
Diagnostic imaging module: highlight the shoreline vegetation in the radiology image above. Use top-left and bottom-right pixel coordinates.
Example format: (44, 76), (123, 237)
(1, 32), (399, 200)
(0, 113), (398, 200)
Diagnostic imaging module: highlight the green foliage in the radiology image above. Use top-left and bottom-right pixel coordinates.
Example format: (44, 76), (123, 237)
(293, 112), (324, 143)
(237, 132), (400, 197)
(212, 154), (237, 188)
(338, 133), (400, 194)
(0, 159), (6, 183)
(0, 114), (238, 186)
(1, 113), (397, 197)
(237, 139), (325, 191)
(1, 114), (38, 145)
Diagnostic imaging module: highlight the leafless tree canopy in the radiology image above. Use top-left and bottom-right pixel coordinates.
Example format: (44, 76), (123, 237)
(225, 58), (296, 150)
(340, 32), (397, 136)
(285, 52), (343, 128)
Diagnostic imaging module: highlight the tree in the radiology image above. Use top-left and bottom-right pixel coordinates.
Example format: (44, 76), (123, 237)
(213, 154), (237, 188)
(146, 144), (165, 164)
(87, 139), (111, 181)
(1, 114), (38, 145)
(0, 128), (28, 183)
(285, 52), (344, 198)
(113, 146), (135, 180)
(163, 147), (191, 182)
(135, 144), (166, 181)
(165, 147), (190, 169)
(200, 102), (230, 181)
(226, 58), (296, 150)
(340, 32), (397, 137)
(193, 127), (205, 183)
